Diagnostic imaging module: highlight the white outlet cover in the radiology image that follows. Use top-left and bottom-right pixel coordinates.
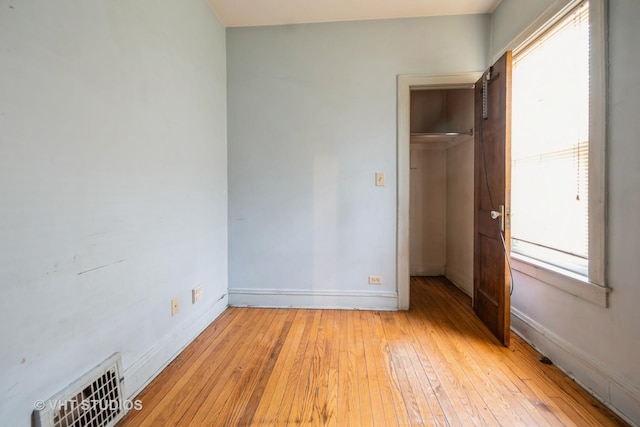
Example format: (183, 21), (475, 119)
(368, 276), (382, 285)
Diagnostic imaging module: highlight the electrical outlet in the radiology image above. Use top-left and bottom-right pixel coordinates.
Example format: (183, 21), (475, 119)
(368, 276), (382, 285)
(192, 285), (204, 304)
(171, 297), (179, 317)
(375, 172), (385, 186)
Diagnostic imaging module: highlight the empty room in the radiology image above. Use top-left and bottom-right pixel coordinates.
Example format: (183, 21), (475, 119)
(1, 0), (639, 426)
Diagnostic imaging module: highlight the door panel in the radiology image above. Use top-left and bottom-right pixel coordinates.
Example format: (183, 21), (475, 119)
(473, 52), (512, 347)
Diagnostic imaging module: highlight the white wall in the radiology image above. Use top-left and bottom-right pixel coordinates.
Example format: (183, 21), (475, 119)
(226, 15), (489, 309)
(492, 0), (640, 424)
(0, 1), (228, 425)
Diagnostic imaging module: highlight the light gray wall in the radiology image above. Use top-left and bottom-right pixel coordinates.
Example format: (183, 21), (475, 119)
(489, 0), (559, 59)
(227, 16), (489, 308)
(492, 0), (640, 423)
(0, 1), (228, 425)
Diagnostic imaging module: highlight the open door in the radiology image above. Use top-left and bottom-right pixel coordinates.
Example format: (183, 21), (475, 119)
(473, 52), (512, 347)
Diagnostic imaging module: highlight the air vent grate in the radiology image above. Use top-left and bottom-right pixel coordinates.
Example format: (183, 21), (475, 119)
(34, 353), (126, 427)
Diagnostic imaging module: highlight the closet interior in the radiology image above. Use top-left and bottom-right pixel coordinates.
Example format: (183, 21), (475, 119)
(409, 87), (475, 296)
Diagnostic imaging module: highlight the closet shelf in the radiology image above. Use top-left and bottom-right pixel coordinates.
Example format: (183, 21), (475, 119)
(410, 129), (474, 138)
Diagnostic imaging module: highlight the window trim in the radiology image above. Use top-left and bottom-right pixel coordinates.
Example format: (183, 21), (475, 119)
(503, 0), (608, 302)
(511, 254), (608, 307)
(587, 0), (607, 288)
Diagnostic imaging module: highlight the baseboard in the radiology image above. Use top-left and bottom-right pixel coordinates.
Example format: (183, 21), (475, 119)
(410, 264), (445, 276)
(123, 293), (228, 400)
(511, 307), (640, 426)
(444, 268), (472, 296)
(229, 288), (398, 310)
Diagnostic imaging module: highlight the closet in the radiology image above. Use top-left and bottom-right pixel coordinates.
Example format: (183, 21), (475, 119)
(409, 88), (475, 295)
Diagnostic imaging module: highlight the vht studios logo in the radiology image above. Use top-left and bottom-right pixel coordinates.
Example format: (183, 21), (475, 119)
(34, 398), (143, 412)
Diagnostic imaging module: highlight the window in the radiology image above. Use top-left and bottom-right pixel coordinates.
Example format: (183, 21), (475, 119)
(510, 0), (607, 298)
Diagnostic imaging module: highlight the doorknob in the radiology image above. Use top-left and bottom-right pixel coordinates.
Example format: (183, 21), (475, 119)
(491, 205), (506, 232)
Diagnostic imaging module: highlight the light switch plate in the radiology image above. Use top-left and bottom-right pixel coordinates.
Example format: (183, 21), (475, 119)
(375, 172), (385, 186)
(192, 285), (204, 304)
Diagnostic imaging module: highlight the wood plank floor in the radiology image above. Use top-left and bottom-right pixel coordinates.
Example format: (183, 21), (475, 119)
(118, 277), (628, 426)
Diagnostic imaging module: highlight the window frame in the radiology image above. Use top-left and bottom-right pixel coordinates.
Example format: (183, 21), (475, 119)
(505, 0), (608, 306)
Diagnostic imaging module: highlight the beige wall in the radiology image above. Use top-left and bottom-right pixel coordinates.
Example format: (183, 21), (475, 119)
(445, 137), (474, 295)
(411, 89), (473, 134)
(409, 138), (474, 291)
(446, 89), (475, 135)
(410, 142), (447, 275)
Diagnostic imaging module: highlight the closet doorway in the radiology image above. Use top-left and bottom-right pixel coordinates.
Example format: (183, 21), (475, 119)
(409, 87), (474, 298)
(396, 74), (481, 310)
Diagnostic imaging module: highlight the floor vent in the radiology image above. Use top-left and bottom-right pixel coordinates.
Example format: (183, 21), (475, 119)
(33, 353), (126, 427)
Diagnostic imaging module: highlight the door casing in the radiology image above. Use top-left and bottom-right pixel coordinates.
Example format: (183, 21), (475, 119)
(396, 73), (482, 310)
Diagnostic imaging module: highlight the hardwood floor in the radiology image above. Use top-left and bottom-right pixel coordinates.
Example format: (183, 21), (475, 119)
(118, 277), (627, 426)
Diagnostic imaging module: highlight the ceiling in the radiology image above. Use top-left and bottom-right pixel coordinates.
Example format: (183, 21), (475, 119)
(207, 0), (502, 28)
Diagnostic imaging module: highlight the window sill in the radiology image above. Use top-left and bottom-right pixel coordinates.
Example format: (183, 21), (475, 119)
(510, 254), (609, 308)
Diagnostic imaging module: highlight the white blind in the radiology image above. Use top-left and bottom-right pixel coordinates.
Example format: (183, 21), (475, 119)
(511, 1), (590, 264)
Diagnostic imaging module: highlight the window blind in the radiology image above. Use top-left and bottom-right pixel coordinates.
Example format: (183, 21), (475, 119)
(511, 1), (590, 273)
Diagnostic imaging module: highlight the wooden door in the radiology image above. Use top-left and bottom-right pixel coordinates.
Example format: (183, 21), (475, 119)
(473, 52), (512, 347)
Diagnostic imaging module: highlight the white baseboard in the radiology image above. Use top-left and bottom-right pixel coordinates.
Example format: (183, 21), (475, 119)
(511, 307), (640, 426)
(229, 288), (398, 310)
(123, 294), (228, 400)
(444, 268), (472, 297)
(410, 264), (445, 276)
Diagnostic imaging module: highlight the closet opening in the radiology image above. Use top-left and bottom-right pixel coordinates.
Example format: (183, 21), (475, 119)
(409, 86), (475, 301)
